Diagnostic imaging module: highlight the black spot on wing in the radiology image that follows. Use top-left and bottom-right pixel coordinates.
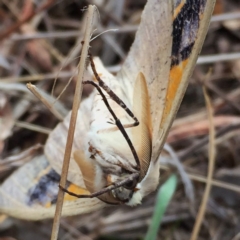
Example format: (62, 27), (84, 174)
(27, 169), (63, 207)
(171, 0), (207, 66)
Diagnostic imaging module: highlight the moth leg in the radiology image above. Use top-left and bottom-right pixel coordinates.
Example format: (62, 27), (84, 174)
(83, 80), (140, 169)
(88, 52), (139, 130)
(59, 172), (139, 199)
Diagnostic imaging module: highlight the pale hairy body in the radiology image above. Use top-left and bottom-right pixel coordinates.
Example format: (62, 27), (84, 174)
(74, 59), (158, 205)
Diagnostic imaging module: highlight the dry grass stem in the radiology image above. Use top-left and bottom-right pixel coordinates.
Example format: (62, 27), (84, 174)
(27, 83), (64, 120)
(1, 71), (76, 83)
(190, 75), (216, 240)
(198, 52), (240, 65)
(15, 121), (51, 134)
(50, 5), (96, 240)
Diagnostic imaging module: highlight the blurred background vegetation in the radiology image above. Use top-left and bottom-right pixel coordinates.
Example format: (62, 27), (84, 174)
(0, 0), (240, 239)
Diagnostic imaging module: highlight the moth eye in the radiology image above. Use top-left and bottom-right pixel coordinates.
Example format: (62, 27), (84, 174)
(123, 178), (138, 190)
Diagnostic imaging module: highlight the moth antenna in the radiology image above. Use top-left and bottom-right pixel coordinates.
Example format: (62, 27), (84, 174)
(132, 72), (152, 181)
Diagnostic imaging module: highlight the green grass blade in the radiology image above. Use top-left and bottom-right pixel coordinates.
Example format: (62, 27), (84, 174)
(144, 174), (178, 240)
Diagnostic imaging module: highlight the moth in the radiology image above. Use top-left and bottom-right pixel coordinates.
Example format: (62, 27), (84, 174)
(64, 55), (153, 205)
(62, 0), (216, 205)
(0, 0), (216, 219)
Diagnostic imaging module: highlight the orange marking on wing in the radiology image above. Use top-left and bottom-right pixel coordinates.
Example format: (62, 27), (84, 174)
(64, 184), (90, 201)
(160, 59), (188, 128)
(106, 174), (112, 184)
(44, 202), (51, 208)
(173, 0), (185, 19)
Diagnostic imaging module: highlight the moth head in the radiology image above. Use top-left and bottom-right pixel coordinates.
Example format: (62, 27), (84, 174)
(111, 187), (133, 202)
(109, 173), (140, 203)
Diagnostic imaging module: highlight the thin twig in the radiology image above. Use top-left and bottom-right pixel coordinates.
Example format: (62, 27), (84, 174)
(162, 144), (194, 203)
(190, 78), (216, 240)
(0, 144), (42, 171)
(50, 5), (96, 240)
(188, 172), (240, 193)
(197, 52), (240, 65)
(178, 123), (240, 159)
(206, 81), (240, 113)
(15, 121), (51, 134)
(8, 12), (240, 41)
(1, 71), (76, 83)
(26, 83), (64, 121)
(160, 164), (240, 194)
(9, 26), (138, 41)
(211, 12), (240, 22)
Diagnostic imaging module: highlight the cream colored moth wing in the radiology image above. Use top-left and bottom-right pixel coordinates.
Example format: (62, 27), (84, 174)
(117, 0), (215, 162)
(0, 155), (105, 220)
(155, 0), (216, 159)
(44, 96), (93, 186)
(73, 150), (96, 193)
(74, 150), (120, 204)
(132, 72), (152, 181)
(44, 58), (118, 186)
(117, 0), (173, 161)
